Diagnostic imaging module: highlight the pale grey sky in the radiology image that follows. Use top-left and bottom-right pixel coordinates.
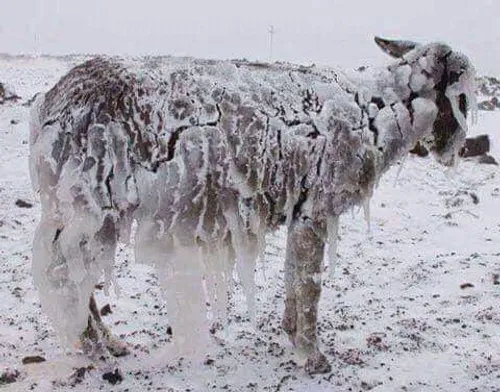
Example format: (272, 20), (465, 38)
(1, 0), (499, 75)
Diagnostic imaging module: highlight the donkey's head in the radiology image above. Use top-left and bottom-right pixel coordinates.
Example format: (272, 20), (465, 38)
(375, 37), (477, 166)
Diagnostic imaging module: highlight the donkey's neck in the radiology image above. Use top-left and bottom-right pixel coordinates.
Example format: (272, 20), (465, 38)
(351, 64), (438, 173)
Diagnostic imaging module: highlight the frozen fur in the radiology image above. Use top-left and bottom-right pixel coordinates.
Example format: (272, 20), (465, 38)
(29, 38), (476, 373)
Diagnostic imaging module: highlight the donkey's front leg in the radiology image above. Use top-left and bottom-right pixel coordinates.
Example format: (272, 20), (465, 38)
(282, 235), (298, 344)
(285, 218), (331, 374)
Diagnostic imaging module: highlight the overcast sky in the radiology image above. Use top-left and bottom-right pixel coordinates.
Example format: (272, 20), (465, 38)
(1, 0), (499, 75)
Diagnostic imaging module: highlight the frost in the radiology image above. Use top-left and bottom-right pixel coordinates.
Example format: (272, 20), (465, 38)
(326, 216), (339, 278)
(159, 243), (211, 357)
(29, 41), (477, 356)
(449, 94), (468, 133)
(223, 204), (264, 326)
(445, 52), (478, 127)
(393, 156), (407, 187)
(368, 103), (379, 119)
(446, 67), (478, 133)
(363, 198), (371, 233)
(411, 98), (438, 135)
(409, 71), (428, 93)
(32, 207), (116, 345)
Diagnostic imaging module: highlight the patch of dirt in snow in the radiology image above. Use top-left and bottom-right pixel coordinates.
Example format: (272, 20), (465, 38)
(1, 59), (500, 392)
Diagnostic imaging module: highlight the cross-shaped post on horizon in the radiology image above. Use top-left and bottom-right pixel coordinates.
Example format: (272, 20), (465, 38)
(268, 25), (275, 63)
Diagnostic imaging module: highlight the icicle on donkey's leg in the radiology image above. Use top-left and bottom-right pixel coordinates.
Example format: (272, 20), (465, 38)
(223, 205), (260, 326)
(84, 215), (129, 357)
(31, 214), (80, 346)
(282, 233), (298, 345)
(161, 240), (211, 359)
(326, 215), (339, 279)
(283, 217), (331, 374)
(33, 208), (124, 360)
(202, 239), (235, 330)
(31, 118), (130, 360)
(235, 233), (260, 325)
(73, 123), (132, 359)
(67, 212), (129, 359)
(29, 122), (90, 352)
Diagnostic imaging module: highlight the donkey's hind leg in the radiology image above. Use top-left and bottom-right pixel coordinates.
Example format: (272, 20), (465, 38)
(80, 215), (129, 358)
(81, 294), (129, 358)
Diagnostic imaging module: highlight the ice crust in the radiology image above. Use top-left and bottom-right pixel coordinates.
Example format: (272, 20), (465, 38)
(29, 43), (476, 352)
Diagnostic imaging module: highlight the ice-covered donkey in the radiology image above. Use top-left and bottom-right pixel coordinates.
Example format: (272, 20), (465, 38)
(29, 37), (476, 374)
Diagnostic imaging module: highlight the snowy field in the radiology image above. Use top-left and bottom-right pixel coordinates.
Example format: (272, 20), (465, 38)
(0, 56), (499, 391)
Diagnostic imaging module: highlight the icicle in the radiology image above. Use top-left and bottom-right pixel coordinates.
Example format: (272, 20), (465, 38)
(445, 62), (478, 133)
(363, 198), (371, 234)
(448, 93), (468, 133)
(202, 243), (233, 328)
(29, 42), (480, 365)
(236, 249), (257, 325)
(393, 155), (407, 187)
(223, 207), (260, 326)
(161, 240), (210, 359)
(260, 244), (268, 283)
(110, 272), (121, 297)
(103, 264), (115, 297)
(443, 165), (459, 186)
(462, 64), (478, 127)
(464, 77), (478, 127)
(326, 215), (339, 278)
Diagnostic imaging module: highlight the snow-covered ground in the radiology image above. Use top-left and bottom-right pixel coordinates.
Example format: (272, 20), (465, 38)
(0, 56), (499, 392)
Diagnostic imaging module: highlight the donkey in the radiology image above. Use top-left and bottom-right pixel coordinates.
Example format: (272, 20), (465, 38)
(29, 37), (475, 374)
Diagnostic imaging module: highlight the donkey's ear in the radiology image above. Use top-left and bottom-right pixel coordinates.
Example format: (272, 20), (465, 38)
(374, 37), (419, 58)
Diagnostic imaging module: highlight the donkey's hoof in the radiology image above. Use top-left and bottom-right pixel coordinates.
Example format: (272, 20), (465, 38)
(281, 314), (297, 346)
(106, 337), (130, 357)
(304, 351), (331, 374)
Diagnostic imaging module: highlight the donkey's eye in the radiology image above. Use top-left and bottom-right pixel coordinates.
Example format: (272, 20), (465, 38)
(448, 71), (462, 85)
